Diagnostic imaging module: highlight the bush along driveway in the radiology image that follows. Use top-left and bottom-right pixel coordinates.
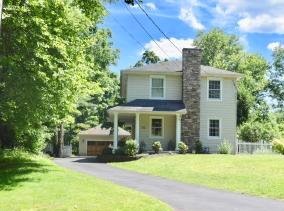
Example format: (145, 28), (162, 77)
(55, 157), (284, 211)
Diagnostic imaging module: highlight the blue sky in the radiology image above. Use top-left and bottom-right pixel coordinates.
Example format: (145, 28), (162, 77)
(103, 0), (284, 73)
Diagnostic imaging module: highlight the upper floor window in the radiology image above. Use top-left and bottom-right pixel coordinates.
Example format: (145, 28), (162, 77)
(208, 79), (221, 100)
(150, 76), (165, 99)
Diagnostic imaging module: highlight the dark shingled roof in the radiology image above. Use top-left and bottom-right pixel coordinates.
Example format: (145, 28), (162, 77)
(109, 99), (186, 112)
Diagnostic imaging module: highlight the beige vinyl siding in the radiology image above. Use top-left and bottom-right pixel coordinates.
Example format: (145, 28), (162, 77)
(166, 75), (182, 100)
(139, 114), (176, 150)
(200, 77), (237, 153)
(126, 74), (182, 102)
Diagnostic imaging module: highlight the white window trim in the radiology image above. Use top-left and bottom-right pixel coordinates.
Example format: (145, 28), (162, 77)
(149, 116), (164, 139)
(149, 75), (166, 99)
(207, 77), (222, 101)
(208, 118), (222, 139)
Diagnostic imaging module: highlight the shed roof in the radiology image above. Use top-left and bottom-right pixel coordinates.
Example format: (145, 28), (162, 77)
(79, 125), (130, 136)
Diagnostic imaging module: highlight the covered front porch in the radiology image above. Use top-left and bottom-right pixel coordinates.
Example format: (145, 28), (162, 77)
(108, 99), (186, 151)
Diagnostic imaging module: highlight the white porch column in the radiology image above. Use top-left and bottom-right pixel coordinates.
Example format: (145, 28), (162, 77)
(113, 112), (118, 149)
(135, 113), (140, 146)
(176, 114), (181, 150)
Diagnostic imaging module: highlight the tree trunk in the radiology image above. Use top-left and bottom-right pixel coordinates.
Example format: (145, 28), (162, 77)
(0, 0), (3, 34)
(59, 123), (64, 158)
(54, 127), (59, 157)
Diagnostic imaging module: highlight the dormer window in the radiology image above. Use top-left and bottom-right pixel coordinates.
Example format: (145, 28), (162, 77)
(150, 76), (165, 99)
(208, 79), (222, 100)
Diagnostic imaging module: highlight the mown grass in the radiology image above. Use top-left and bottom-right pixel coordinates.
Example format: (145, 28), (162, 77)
(0, 150), (171, 211)
(112, 154), (284, 200)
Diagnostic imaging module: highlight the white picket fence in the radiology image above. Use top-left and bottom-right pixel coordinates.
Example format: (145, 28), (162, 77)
(236, 140), (273, 154)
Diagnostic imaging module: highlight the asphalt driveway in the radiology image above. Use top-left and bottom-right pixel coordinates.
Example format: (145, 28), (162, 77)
(54, 157), (284, 211)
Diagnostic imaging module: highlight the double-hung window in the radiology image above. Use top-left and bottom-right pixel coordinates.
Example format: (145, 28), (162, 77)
(150, 117), (163, 138)
(208, 80), (221, 100)
(209, 119), (220, 138)
(151, 76), (165, 99)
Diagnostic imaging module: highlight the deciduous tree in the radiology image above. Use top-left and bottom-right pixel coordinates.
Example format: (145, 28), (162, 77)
(194, 29), (269, 125)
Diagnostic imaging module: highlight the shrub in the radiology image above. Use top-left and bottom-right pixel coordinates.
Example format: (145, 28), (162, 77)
(139, 141), (146, 153)
(195, 140), (203, 154)
(0, 148), (34, 163)
(114, 147), (125, 155)
(238, 121), (278, 142)
(218, 140), (232, 154)
(152, 141), (162, 154)
(124, 139), (138, 157)
(167, 140), (176, 151)
(177, 142), (188, 154)
(272, 139), (284, 155)
(102, 146), (113, 155)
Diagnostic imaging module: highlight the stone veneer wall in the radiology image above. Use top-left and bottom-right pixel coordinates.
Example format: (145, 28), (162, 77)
(181, 48), (202, 149)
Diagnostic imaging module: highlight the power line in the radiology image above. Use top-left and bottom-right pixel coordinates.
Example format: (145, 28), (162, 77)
(121, 2), (173, 61)
(103, 4), (179, 71)
(134, 0), (182, 55)
(107, 11), (145, 50)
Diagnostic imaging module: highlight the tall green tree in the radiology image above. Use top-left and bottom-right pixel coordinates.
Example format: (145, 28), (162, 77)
(134, 50), (161, 67)
(0, 0), (117, 153)
(269, 47), (284, 110)
(193, 29), (269, 125)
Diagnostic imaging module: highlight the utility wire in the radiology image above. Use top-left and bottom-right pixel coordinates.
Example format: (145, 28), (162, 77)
(121, 2), (181, 68)
(121, 2), (172, 60)
(134, 0), (182, 54)
(103, 4), (180, 71)
(108, 11), (145, 50)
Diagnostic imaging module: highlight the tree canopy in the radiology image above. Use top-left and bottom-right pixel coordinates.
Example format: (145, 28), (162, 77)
(193, 29), (269, 125)
(269, 47), (284, 110)
(0, 0), (119, 153)
(134, 50), (161, 67)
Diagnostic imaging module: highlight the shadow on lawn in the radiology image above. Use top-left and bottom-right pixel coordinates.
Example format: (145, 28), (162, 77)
(0, 160), (50, 191)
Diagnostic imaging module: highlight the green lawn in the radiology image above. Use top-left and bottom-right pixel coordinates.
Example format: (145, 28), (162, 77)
(0, 150), (170, 211)
(112, 154), (284, 200)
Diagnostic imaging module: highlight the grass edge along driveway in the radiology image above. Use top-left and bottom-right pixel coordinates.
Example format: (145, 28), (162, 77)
(112, 154), (284, 200)
(0, 151), (170, 211)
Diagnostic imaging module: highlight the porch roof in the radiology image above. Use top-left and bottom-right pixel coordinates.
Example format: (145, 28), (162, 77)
(108, 99), (186, 114)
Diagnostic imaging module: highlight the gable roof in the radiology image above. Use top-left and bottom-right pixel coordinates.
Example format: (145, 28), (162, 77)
(79, 124), (130, 136)
(122, 60), (242, 78)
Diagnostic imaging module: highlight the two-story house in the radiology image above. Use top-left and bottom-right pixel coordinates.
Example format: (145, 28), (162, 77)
(79, 48), (242, 155)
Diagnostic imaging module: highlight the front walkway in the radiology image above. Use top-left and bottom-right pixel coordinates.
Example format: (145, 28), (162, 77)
(54, 157), (284, 211)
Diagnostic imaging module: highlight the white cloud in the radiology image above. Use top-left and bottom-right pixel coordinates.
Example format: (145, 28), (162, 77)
(173, 0), (284, 34)
(267, 42), (284, 51)
(238, 14), (284, 34)
(211, 0), (284, 34)
(179, 8), (205, 30)
(130, 2), (156, 11)
(143, 37), (195, 59)
(145, 2), (156, 10)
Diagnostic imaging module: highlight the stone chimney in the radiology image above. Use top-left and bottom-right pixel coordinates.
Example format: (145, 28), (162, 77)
(181, 48), (202, 149)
